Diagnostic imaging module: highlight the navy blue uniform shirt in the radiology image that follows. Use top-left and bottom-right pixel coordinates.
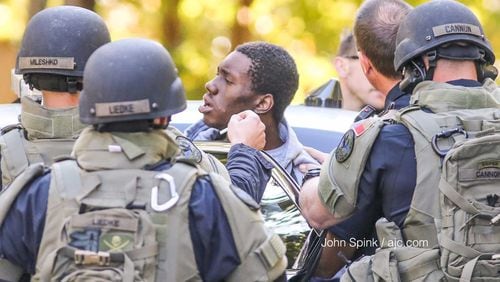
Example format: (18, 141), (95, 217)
(328, 80), (480, 247)
(0, 143), (272, 281)
(328, 83), (411, 250)
(384, 83), (411, 111)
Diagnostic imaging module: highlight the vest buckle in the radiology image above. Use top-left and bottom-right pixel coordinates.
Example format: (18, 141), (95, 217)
(151, 173), (179, 212)
(74, 250), (111, 266)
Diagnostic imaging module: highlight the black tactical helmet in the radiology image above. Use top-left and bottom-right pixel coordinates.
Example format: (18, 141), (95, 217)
(16, 6), (110, 92)
(394, 0), (494, 72)
(79, 38), (186, 125)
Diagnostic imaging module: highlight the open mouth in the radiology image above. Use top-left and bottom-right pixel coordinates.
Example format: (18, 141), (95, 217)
(199, 95), (213, 114)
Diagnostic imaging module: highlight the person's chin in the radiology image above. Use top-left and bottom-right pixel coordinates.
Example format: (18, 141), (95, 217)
(202, 115), (216, 127)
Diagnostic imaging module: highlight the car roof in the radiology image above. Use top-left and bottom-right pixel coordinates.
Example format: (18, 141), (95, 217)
(0, 103), (21, 128)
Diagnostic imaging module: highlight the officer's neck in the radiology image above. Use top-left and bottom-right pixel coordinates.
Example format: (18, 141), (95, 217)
(42, 91), (80, 109)
(430, 60), (478, 83)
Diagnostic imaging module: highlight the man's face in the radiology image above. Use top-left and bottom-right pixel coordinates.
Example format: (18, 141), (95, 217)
(199, 51), (257, 129)
(344, 56), (385, 109)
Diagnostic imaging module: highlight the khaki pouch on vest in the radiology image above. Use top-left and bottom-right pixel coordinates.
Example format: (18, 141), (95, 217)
(439, 131), (500, 281)
(341, 218), (444, 282)
(341, 247), (444, 282)
(38, 208), (159, 282)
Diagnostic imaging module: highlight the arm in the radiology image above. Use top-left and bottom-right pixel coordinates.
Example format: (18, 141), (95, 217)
(299, 176), (342, 229)
(226, 144), (273, 203)
(189, 175), (286, 281)
(189, 176), (241, 281)
(0, 173), (50, 274)
(314, 231), (357, 278)
(226, 110), (272, 203)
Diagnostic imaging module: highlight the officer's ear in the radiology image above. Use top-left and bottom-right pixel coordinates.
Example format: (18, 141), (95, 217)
(334, 57), (349, 78)
(358, 51), (372, 77)
(152, 117), (170, 129)
(254, 93), (274, 115)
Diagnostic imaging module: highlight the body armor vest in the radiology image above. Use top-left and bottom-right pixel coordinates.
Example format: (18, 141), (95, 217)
(0, 97), (83, 187)
(29, 129), (286, 281)
(341, 79), (500, 281)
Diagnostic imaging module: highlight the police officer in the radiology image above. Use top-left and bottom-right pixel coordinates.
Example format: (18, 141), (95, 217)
(303, 0), (413, 279)
(353, 0), (413, 118)
(300, 0), (499, 280)
(0, 6), (111, 188)
(333, 30), (384, 112)
(0, 38), (286, 281)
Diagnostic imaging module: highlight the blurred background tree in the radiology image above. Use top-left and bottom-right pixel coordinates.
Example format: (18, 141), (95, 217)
(0, 0), (499, 103)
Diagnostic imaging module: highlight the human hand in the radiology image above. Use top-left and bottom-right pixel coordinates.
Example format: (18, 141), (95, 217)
(304, 146), (328, 164)
(228, 110), (266, 150)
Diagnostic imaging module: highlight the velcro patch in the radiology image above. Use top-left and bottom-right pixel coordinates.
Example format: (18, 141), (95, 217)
(18, 57), (75, 70)
(352, 118), (376, 137)
(176, 136), (202, 163)
(335, 129), (355, 163)
(433, 23), (482, 38)
(95, 99), (151, 117)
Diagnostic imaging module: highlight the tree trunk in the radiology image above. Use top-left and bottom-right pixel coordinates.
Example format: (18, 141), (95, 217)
(64, 0), (96, 11)
(28, 0), (47, 19)
(161, 0), (181, 49)
(231, 0), (254, 47)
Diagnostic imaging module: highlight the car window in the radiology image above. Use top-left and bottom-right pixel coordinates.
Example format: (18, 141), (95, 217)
(194, 141), (317, 272)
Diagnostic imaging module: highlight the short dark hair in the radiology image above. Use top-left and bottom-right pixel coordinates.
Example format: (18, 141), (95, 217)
(337, 30), (358, 58)
(236, 41), (299, 122)
(354, 0), (412, 79)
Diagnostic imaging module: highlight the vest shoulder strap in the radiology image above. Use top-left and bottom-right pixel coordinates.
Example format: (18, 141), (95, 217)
(318, 116), (385, 219)
(0, 128), (30, 186)
(0, 163), (45, 281)
(208, 172), (287, 281)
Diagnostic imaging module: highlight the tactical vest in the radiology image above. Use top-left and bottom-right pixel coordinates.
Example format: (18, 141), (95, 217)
(394, 79), (500, 245)
(0, 129), (286, 281)
(166, 126), (230, 181)
(0, 96), (83, 187)
(343, 81), (500, 281)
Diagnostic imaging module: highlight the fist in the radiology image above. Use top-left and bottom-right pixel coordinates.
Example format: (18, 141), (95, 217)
(227, 110), (266, 150)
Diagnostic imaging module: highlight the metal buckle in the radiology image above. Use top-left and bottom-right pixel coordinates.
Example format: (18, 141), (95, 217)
(431, 127), (468, 157)
(74, 250), (111, 266)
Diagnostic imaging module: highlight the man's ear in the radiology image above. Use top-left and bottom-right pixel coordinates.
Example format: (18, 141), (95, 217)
(358, 51), (372, 76)
(334, 57), (349, 78)
(254, 94), (274, 114)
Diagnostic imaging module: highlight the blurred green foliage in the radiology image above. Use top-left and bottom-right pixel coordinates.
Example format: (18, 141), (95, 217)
(1, 0), (499, 102)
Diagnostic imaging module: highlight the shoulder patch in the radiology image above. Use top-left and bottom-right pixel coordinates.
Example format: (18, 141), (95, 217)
(335, 129), (355, 163)
(176, 135), (202, 163)
(352, 118), (376, 137)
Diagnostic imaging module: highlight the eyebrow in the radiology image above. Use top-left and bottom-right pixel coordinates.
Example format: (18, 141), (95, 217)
(218, 66), (236, 80)
(343, 55), (359, 59)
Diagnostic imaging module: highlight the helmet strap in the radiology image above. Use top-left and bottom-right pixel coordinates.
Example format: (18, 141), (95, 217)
(94, 120), (154, 133)
(424, 50), (438, 82)
(400, 59), (427, 92)
(24, 74), (82, 94)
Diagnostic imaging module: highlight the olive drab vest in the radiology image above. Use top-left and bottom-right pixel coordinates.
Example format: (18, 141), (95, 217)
(9, 128), (286, 281)
(0, 96), (84, 187)
(166, 126), (230, 181)
(340, 79), (500, 281)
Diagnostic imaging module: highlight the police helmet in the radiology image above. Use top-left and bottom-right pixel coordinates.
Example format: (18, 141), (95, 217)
(394, 0), (494, 72)
(16, 6), (110, 92)
(79, 38), (187, 125)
